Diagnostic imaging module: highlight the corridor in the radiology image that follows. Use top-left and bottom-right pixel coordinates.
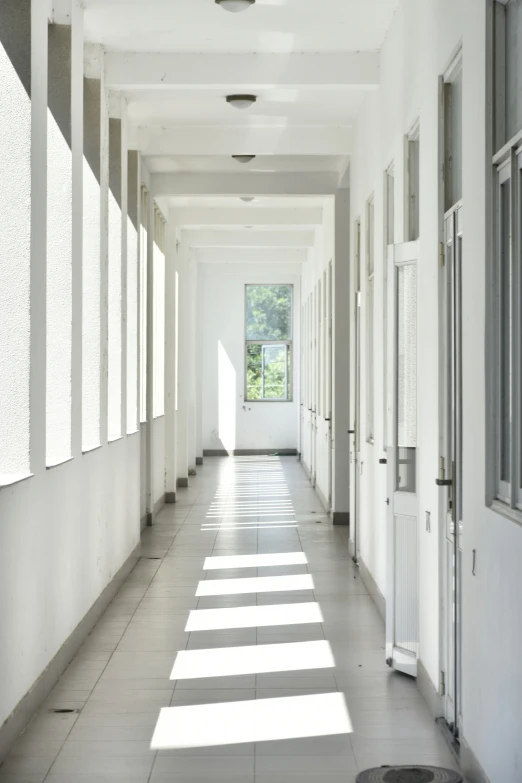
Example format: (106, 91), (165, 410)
(2, 457), (457, 783)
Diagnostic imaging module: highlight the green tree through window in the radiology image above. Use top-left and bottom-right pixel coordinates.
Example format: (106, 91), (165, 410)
(245, 285), (292, 401)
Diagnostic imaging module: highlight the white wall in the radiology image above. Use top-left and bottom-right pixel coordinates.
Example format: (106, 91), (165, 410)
(200, 263), (300, 453)
(349, 2), (522, 781)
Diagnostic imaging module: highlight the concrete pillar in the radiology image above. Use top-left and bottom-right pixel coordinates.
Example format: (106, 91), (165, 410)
(332, 188), (351, 524)
(47, 21), (72, 466)
(82, 70), (102, 451)
(176, 241), (189, 488)
(165, 220), (177, 502)
(145, 190), (155, 517)
(195, 260), (204, 466)
(187, 254), (198, 475)
(127, 149), (139, 435)
(120, 99), (128, 440)
(99, 53), (109, 446)
(108, 115), (122, 441)
(71, 0), (83, 460)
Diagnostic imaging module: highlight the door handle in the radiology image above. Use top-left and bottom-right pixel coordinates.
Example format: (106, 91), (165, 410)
(379, 458), (387, 465)
(435, 478), (452, 487)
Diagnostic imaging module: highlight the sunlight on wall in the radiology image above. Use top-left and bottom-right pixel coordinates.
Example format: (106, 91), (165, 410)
(218, 341), (236, 454)
(0, 39), (30, 473)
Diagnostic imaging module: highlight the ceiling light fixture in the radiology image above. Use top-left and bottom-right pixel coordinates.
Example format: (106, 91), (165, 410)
(226, 94), (257, 110)
(240, 197), (255, 202)
(215, 0), (255, 12)
(232, 155), (256, 163)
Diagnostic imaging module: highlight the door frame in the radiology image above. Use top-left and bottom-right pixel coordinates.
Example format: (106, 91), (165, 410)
(385, 239), (420, 678)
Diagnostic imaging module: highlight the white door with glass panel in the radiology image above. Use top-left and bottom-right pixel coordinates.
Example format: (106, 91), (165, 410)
(441, 205), (463, 733)
(385, 241), (419, 677)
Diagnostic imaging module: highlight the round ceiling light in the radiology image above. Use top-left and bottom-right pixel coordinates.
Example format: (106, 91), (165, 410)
(240, 196), (255, 202)
(232, 155), (256, 163)
(226, 94), (257, 110)
(215, 0), (255, 12)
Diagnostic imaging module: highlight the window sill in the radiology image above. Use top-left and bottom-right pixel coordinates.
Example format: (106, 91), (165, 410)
(82, 444), (102, 455)
(490, 499), (522, 528)
(0, 472), (34, 489)
(153, 414), (165, 420)
(245, 400), (294, 404)
(127, 429), (140, 437)
(108, 435), (124, 444)
(46, 456), (74, 470)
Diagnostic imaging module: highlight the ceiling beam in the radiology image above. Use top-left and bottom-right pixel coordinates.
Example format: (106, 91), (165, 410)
(136, 126), (352, 156)
(183, 229), (315, 249)
(195, 248), (308, 264)
(152, 172), (338, 197)
(172, 207), (323, 229)
(104, 52), (380, 90)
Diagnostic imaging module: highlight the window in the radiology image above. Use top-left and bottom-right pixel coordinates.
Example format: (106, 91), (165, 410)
(491, 0), (522, 511)
(245, 285), (293, 402)
(153, 206), (166, 418)
(406, 124), (420, 241)
(366, 196), (375, 443)
(383, 164), (395, 448)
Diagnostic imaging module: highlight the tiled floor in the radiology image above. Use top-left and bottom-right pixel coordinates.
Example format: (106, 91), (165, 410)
(1, 456), (460, 782)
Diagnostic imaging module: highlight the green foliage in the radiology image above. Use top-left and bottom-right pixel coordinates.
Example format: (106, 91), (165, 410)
(246, 285), (292, 341)
(245, 285), (293, 401)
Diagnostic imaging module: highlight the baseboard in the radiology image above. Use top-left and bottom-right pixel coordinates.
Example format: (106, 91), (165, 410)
(418, 660), (443, 718)
(165, 492), (176, 504)
(177, 477), (189, 488)
(315, 483), (329, 514)
(196, 457), (203, 466)
(0, 542), (141, 763)
(203, 449), (298, 457)
(460, 738), (491, 783)
(332, 511), (350, 526)
(348, 540), (386, 622)
(154, 495), (165, 516)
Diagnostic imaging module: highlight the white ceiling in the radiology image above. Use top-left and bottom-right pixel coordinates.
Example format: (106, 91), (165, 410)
(82, 0), (397, 260)
(84, 0), (398, 54)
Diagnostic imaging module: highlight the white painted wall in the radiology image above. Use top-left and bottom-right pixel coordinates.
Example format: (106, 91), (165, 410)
(200, 263), (300, 453)
(349, 1), (522, 781)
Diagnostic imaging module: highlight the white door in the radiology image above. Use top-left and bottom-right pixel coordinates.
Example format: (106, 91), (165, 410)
(352, 222), (362, 561)
(386, 240), (419, 677)
(441, 204), (463, 733)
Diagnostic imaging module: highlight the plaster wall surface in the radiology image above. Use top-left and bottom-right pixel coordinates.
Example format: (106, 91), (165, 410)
(200, 263), (300, 453)
(0, 437), (141, 730)
(350, 1), (522, 781)
(0, 0), (31, 475)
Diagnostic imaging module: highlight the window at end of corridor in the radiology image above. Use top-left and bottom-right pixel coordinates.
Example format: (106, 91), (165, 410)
(245, 285), (293, 402)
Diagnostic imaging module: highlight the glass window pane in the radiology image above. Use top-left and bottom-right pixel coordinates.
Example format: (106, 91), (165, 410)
(263, 344), (288, 399)
(246, 344), (262, 401)
(386, 170), (395, 245)
(499, 178), (511, 486)
(246, 285), (292, 341)
(396, 263), (417, 492)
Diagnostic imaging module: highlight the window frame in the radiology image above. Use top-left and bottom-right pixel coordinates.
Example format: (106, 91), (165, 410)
(492, 144), (522, 513)
(366, 195), (375, 444)
(489, 0), (522, 519)
(244, 283), (294, 403)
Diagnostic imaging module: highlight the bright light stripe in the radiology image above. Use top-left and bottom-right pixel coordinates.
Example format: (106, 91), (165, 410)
(170, 640), (334, 680)
(185, 601), (323, 631)
(151, 693), (352, 749)
(206, 512), (296, 518)
(203, 553), (307, 570)
(201, 525), (299, 531)
(196, 574), (314, 597)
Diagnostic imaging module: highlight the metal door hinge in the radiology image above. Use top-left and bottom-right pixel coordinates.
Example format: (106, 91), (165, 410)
(440, 242), (445, 267)
(439, 670), (446, 697)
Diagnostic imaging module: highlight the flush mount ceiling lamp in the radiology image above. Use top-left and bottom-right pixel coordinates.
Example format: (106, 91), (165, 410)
(226, 94), (257, 110)
(232, 155), (256, 163)
(240, 196), (255, 202)
(215, 0), (255, 12)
